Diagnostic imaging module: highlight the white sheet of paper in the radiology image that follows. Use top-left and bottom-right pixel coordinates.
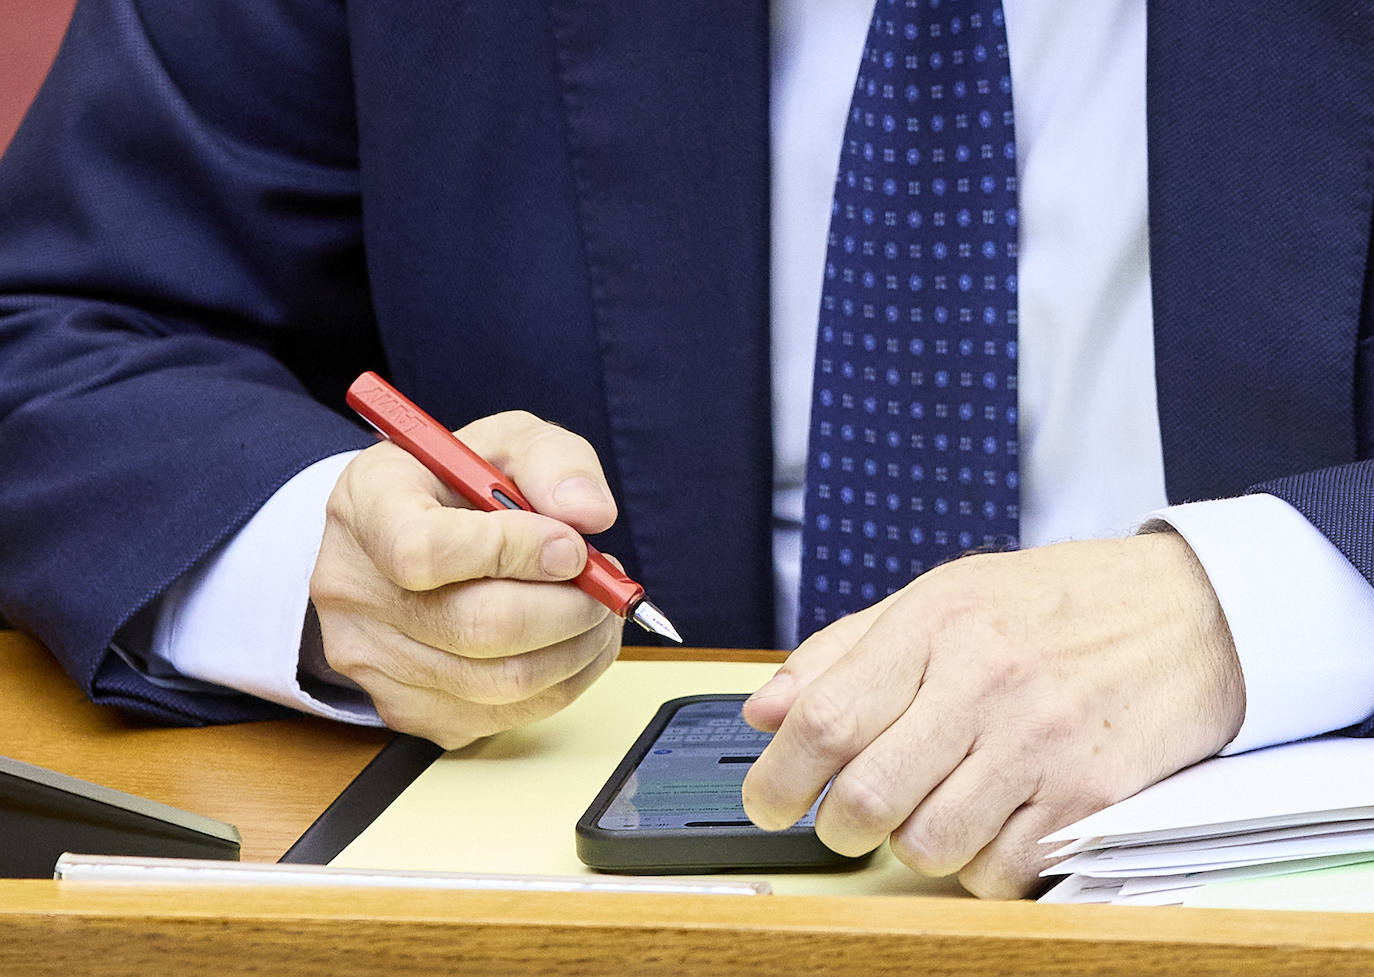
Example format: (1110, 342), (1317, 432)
(1052, 826), (1374, 876)
(1051, 812), (1374, 858)
(1041, 735), (1374, 846)
(1049, 813), (1374, 857)
(1049, 806), (1374, 858)
(1040, 853), (1374, 905)
(1105, 817), (1374, 859)
(1036, 873), (1122, 904)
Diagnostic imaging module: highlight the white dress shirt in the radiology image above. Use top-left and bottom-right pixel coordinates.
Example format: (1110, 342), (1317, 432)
(136, 0), (1374, 754)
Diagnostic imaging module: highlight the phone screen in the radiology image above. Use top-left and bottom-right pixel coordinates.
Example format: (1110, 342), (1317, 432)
(596, 697), (819, 831)
(576, 694), (870, 872)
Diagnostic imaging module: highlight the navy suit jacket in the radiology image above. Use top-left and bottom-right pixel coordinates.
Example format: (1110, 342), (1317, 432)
(0, 1), (1370, 727)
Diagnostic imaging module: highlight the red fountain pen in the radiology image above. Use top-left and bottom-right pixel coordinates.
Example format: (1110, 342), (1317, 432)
(346, 371), (682, 643)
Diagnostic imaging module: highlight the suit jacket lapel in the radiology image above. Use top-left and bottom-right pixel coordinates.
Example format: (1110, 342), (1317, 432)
(1146, 1), (1374, 501)
(549, 0), (775, 646)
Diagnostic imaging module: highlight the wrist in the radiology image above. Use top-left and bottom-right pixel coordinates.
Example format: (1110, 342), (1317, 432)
(1146, 529), (1246, 758)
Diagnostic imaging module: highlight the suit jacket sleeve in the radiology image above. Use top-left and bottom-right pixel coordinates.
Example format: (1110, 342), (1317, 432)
(0, 0), (378, 723)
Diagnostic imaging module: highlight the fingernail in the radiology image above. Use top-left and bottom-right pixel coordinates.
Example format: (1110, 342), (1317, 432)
(541, 536), (581, 577)
(552, 476), (608, 509)
(747, 671), (794, 703)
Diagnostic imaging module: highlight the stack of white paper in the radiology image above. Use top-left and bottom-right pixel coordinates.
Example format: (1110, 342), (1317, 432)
(1037, 735), (1374, 906)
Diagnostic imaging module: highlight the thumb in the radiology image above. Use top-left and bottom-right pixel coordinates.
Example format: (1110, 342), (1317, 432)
(458, 410), (617, 535)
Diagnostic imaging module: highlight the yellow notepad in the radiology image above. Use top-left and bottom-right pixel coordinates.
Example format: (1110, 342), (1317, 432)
(331, 658), (961, 898)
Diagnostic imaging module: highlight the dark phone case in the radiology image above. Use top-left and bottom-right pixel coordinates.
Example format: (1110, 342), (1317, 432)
(575, 693), (872, 874)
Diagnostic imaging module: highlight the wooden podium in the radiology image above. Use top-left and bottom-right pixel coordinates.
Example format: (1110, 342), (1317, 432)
(0, 629), (1370, 976)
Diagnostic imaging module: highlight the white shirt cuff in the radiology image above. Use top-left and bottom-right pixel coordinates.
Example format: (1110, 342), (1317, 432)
(148, 450), (382, 726)
(1147, 494), (1374, 755)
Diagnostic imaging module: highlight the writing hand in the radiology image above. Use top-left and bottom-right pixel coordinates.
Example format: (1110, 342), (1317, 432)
(310, 410), (622, 748)
(740, 532), (1245, 898)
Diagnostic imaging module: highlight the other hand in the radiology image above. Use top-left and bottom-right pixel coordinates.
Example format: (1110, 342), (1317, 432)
(311, 410), (622, 749)
(740, 532), (1245, 898)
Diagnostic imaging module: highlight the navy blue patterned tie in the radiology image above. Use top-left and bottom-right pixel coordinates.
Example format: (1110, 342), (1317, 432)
(798, 0), (1020, 641)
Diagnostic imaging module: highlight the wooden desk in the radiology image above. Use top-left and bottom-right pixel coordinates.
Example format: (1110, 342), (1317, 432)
(0, 629), (1371, 976)
(0, 628), (389, 861)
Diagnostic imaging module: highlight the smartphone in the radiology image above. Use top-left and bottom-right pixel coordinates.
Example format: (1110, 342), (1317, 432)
(575, 693), (872, 873)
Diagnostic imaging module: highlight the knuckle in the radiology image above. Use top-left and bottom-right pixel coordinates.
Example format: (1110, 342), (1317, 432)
(429, 727), (481, 752)
(921, 562), (985, 617)
(1071, 775), (1120, 815)
(323, 481), (353, 526)
(383, 649), (441, 692)
(919, 569), (1013, 651)
(524, 676), (578, 717)
(788, 684), (865, 765)
(478, 654), (541, 705)
(321, 637), (367, 678)
(448, 586), (517, 654)
(368, 686), (475, 751)
(326, 458), (370, 518)
(476, 409), (554, 453)
(518, 413), (583, 451)
(373, 695), (442, 745)
(829, 772), (906, 839)
(977, 650), (1033, 697)
(952, 825), (1046, 900)
(456, 510), (532, 581)
(382, 521), (438, 590)
(370, 695), (416, 734)
(558, 430), (599, 466)
(468, 617), (614, 706)
(518, 419), (605, 482)
(893, 808), (958, 874)
(497, 408), (542, 431)
(548, 627), (619, 705)
(327, 633), (432, 691)
(1025, 693), (1090, 747)
(308, 560), (348, 608)
(1033, 708), (1079, 746)
(486, 522), (530, 580)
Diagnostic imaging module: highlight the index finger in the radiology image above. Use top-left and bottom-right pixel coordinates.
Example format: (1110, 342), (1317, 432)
(741, 594), (934, 831)
(337, 443), (589, 589)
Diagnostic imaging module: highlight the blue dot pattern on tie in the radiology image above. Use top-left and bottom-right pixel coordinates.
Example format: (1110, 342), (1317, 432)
(797, 0), (1020, 641)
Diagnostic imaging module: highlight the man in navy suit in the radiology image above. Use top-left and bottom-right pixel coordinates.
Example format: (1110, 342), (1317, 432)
(0, 1), (1371, 897)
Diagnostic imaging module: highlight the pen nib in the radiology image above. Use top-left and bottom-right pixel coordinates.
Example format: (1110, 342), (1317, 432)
(630, 599), (683, 644)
